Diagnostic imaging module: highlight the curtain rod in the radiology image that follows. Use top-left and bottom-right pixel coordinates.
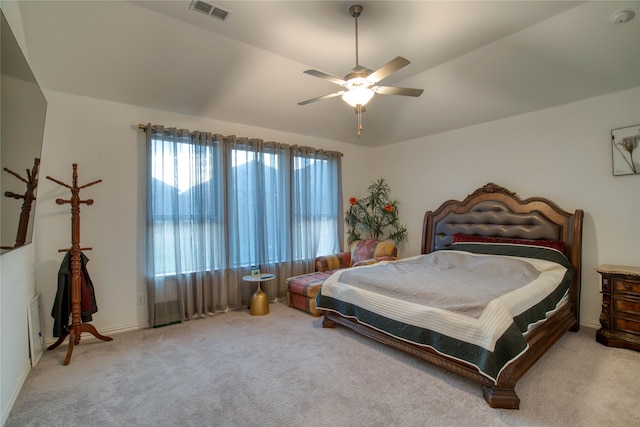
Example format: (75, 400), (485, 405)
(138, 124), (196, 136)
(138, 124), (214, 135)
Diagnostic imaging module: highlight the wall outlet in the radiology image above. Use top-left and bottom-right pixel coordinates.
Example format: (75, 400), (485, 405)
(137, 294), (145, 305)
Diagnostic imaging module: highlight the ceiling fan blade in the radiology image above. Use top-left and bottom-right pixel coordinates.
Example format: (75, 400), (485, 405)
(374, 86), (424, 97)
(366, 56), (410, 83)
(298, 91), (345, 106)
(303, 69), (347, 86)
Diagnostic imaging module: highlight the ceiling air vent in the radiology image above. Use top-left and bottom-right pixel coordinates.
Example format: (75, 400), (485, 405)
(189, 1), (231, 22)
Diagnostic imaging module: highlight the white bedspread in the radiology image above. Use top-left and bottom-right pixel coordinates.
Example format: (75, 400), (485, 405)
(319, 250), (567, 354)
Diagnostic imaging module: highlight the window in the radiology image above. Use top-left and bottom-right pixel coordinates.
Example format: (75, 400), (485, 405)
(148, 128), (342, 278)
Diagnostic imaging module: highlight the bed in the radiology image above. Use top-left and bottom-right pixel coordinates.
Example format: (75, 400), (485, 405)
(316, 183), (583, 409)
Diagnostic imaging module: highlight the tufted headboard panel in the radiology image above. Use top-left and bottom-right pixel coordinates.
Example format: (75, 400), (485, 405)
(431, 200), (562, 251)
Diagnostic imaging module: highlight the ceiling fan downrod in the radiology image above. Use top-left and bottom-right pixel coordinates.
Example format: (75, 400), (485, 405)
(351, 4), (365, 136)
(350, 4), (363, 69)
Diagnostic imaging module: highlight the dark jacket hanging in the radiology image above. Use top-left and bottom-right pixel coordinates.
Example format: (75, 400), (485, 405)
(51, 251), (98, 337)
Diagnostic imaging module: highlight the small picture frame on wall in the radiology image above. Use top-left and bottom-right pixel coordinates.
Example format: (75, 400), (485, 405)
(611, 124), (640, 176)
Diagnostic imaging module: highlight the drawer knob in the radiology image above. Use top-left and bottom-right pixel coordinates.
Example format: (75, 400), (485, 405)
(625, 284), (632, 290)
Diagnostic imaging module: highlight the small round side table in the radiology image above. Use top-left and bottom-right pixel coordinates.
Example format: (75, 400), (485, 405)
(242, 274), (275, 316)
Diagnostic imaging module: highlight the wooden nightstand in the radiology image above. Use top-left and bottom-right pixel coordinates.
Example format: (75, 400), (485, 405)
(596, 264), (640, 351)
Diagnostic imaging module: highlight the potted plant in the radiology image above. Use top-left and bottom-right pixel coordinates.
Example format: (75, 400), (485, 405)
(345, 178), (408, 244)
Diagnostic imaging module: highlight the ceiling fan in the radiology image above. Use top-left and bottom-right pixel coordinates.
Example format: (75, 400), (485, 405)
(298, 4), (424, 136)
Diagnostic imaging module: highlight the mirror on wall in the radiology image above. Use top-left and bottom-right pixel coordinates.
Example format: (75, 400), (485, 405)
(1, 9), (47, 254)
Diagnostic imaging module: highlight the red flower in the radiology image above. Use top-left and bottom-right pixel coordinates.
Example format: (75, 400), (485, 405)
(384, 204), (393, 212)
(349, 197), (358, 206)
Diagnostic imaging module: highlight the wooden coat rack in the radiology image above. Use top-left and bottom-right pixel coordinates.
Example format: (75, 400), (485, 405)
(1, 157), (40, 250)
(46, 163), (112, 365)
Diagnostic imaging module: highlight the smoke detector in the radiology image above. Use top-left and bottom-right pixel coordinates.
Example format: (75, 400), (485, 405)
(610, 9), (635, 24)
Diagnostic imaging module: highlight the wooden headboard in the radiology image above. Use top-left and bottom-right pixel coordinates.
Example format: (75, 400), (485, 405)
(421, 183), (584, 326)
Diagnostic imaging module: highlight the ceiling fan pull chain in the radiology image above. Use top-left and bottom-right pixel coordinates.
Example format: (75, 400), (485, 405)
(357, 105), (363, 137)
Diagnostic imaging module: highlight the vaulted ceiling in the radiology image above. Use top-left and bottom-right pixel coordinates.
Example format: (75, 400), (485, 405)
(17, 1), (640, 146)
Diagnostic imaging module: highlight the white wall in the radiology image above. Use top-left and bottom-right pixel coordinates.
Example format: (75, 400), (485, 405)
(0, 246), (33, 425)
(376, 87), (640, 328)
(33, 90), (373, 346)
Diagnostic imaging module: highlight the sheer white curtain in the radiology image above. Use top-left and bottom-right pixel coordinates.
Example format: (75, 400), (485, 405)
(144, 125), (342, 327)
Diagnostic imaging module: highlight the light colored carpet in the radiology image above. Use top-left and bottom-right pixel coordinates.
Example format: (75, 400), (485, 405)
(6, 302), (640, 427)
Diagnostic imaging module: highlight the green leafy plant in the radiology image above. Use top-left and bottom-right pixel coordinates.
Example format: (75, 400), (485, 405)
(345, 178), (407, 244)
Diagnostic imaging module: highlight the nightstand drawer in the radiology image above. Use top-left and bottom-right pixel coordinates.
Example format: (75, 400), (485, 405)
(613, 278), (640, 295)
(612, 316), (640, 335)
(613, 296), (640, 316)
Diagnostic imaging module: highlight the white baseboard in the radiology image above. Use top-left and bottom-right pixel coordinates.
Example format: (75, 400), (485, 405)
(580, 318), (600, 330)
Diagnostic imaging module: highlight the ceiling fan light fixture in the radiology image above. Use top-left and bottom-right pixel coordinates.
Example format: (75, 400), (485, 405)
(342, 87), (374, 107)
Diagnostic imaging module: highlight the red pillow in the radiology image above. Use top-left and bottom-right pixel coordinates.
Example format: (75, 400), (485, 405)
(452, 233), (566, 253)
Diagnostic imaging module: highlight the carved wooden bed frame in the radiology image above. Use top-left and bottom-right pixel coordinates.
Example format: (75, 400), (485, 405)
(321, 183), (584, 409)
